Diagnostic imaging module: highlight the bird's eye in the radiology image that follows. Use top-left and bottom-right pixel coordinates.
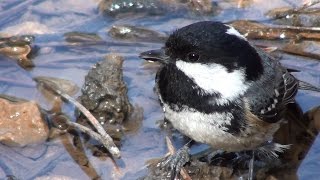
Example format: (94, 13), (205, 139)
(187, 52), (199, 62)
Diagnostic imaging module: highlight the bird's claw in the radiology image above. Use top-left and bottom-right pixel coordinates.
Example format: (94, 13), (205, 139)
(160, 145), (190, 179)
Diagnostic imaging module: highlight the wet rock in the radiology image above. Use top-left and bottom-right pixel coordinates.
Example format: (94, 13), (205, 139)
(99, 0), (165, 17)
(99, 0), (218, 18)
(78, 54), (132, 142)
(186, 161), (235, 180)
(144, 149), (296, 180)
(0, 97), (49, 146)
(267, 7), (320, 27)
(187, 0), (216, 14)
(144, 158), (236, 180)
(64, 32), (104, 44)
(0, 35), (36, 69)
(108, 25), (168, 43)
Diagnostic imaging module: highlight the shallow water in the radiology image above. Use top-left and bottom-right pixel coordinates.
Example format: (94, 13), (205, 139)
(0, 0), (320, 179)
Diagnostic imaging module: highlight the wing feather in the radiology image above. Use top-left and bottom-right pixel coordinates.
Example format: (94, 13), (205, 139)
(246, 49), (298, 123)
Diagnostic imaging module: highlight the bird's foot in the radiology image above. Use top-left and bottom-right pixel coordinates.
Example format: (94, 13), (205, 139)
(160, 145), (190, 179)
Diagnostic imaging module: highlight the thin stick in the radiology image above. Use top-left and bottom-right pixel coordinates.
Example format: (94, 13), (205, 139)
(272, 0), (320, 19)
(299, 0), (320, 12)
(36, 80), (120, 158)
(63, 120), (123, 174)
(67, 121), (106, 144)
(277, 25), (320, 32)
(165, 136), (192, 180)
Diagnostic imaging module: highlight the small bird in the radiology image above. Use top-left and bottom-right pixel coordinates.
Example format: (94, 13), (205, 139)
(140, 21), (299, 174)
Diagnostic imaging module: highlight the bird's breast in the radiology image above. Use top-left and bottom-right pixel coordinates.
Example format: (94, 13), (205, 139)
(163, 103), (280, 151)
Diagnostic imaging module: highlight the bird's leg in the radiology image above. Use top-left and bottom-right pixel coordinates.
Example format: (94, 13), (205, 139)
(191, 148), (225, 163)
(248, 151), (255, 180)
(160, 141), (192, 179)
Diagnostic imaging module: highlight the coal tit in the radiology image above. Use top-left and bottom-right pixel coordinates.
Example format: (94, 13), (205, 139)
(140, 21), (298, 154)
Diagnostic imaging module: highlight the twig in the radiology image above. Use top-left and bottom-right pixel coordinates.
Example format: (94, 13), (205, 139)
(229, 20), (320, 41)
(277, 25), (320, 31)
(67, 121), (108, 144)
(165, 136), (192, 180)
(53, 114), (122, 175)
(280, 43), (320, 61)
(35, 79), (121, 158)
(271, 0), (320, 19)
(299, 0), (320, 12)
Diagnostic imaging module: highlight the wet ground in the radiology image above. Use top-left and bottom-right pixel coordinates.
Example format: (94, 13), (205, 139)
(0, 0), (320, 179)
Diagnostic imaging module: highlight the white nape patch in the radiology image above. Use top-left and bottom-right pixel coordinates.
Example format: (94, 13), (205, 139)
(225, 25), (246, 40)
(176, 60), (249, 102)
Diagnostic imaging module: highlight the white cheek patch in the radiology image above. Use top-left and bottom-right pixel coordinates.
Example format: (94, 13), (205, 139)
(225, 25), (247, 40)
(176, 60), (249, 101)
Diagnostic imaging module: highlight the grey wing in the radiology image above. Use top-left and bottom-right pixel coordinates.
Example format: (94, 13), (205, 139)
(245, 49), (299, 123)
(265, 71), (298, 121)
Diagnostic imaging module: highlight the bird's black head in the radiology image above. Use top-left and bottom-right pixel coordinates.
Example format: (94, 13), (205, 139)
(140, 21), (264, 81)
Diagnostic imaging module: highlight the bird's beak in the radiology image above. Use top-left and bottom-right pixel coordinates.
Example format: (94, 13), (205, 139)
(139, 48), (170, 64)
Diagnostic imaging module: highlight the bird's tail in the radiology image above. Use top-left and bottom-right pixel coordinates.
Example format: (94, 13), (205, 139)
(298, 80), (320, 92)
